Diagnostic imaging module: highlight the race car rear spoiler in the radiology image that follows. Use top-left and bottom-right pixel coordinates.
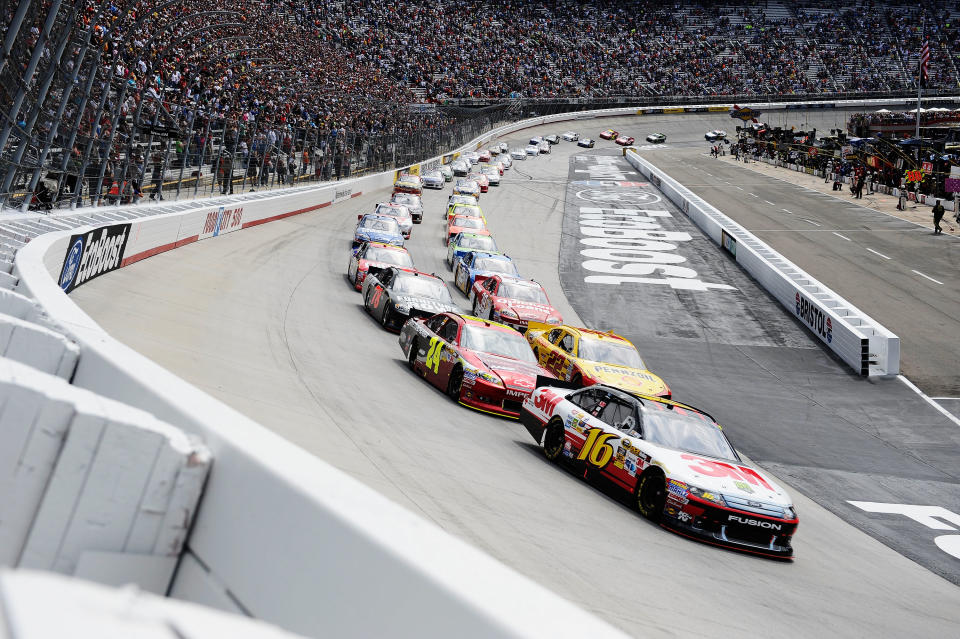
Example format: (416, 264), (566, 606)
(535, 375), (578, 391)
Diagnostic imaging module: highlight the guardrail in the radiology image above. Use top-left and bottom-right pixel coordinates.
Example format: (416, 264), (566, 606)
(624, 150), (900, 376)
(1, 96), (932, 634)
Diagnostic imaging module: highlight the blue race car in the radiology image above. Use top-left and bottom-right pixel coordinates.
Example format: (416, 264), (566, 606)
(453, 251), (520, 297)
(353, 214), (405, 253)
(446, 231), (499, 268)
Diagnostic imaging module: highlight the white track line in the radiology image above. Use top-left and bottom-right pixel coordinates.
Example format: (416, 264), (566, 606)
(899, 376), (960, 428)
(748, 192), (759, 198)
(866, 248), (891, 260)
(764, 200), (775, 205)
(735, 186), (744, 190)
(833, 232), (851, 241)
(802, 218), (821, 226)
(782, 208), (793, 214)
(912, 270), (944, 285)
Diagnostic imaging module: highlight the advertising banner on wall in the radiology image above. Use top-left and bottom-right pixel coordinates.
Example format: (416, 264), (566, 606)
(58, 224), (131, 294)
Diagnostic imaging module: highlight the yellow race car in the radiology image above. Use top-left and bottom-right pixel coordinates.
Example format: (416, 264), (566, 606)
(526, 322), (670, 398)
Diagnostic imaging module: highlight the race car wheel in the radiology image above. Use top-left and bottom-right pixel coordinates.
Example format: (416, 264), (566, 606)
(447, 365), (463, 400)
(542, 417), (566, 462)
(635, 470), (666, 521)
(471, 296), (478, 315)
(381, 305), (392, 329)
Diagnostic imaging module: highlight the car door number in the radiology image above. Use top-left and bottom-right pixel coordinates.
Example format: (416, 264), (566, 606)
(371, 286), (384, 309)
(425, 337), (444, 374)
(577, 427), (617, 469)
(546, 351), (565, 375)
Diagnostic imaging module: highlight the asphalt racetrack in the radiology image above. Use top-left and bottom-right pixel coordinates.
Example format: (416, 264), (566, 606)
(71, 109), (960, 637)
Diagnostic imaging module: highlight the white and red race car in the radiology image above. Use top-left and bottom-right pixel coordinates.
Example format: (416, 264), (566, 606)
(470, 275), (562, 332)
(520, 383), (798, 558)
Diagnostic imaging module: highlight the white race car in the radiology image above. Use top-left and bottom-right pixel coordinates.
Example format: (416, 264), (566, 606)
(525, 144), (540, 156)
(562, 131), (580, 141)
(510, 148), (527, 160)
(520, 383), (798, 558)
(705, 130), (727, 141)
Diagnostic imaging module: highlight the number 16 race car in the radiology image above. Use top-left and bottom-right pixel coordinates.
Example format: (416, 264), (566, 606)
(520, 383), (798, 558)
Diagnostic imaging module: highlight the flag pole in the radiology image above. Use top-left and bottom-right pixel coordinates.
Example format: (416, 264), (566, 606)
(915, 11), (925, 144)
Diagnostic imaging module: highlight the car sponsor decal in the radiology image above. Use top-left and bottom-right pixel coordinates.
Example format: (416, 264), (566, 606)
(58, 223), (130, 293)
(681, 454), (774, 491)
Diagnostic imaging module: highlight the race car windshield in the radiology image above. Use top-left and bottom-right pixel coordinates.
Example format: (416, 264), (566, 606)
(462, 326), (537, 362)
(394, 195), (421, 206)
(366, 247), (413, 266)
(578, 339), (644, 369)
(475, 257), (517, 274)
(361, 218), (400, 233)
(460, 236), (497, 251)
(453, 217), (484, 229)
(640, 411), (736, 460)
(499, 282), (548, 303)
(395, 277), (452, 302)
(454, 205), (481, 216)
(377, 205), (411, 219)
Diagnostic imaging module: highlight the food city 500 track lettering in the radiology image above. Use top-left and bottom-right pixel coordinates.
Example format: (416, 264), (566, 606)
(58, 223), (131, 294)
(574, 156), (735, 292)
(795, 292), (833, 343)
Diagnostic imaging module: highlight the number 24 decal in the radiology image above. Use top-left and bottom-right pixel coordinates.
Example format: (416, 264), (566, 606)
(577, 428), (617, 468)
(425, 337), (444, 374)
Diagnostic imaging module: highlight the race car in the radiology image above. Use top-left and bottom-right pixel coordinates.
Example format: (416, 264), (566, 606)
(369, 202), (413, 238)
(400, 312), (555, 419)
(544, 134), (560, 145)
(446, 195), (479, 217)
(393, 174), (422, 196)
(390, 192), (423, 223)
(489, 146), (500, 156)
(478, 149), (492, 163)
(562, 131), (580, 141)
(422, 170), (445, 190)
(498, 142), (510, 153)
(451, 159), (470, 176)
(471, 276), (563, 332)
(537, 141), (551, 154)
(599, 129), (618, 140)
(529, 136), (544, 145)
(447, 231), (499, 268)
(705, 130), (727, 141)
(481, 166), (501, 186)
(510, 148), (527, 160)
(447, 203), (484, 224)
(464, 152), (480, 165)
(520, 384), (798, 558)
(446, 214), (489, 244)
(577, 138), (595, 148)
(352, 214), (404, 252)
(481, 160), (504, 176)
(646, 133), (667, 144)
(615, 135), (635, 146)
(467, 171), (490, 193)
(439, 164), (454, 181)
(452, 251), (520, 296)
(347, 241), (415, 291)
(526, 323), (670, 398)
(453, 178), (481, 199)
(499, 154), (512, 169)
(525, 145), (540, 156)
(362, 268), (459, 331)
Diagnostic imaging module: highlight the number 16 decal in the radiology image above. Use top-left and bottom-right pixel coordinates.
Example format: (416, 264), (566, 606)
(577, 428), (617, 468)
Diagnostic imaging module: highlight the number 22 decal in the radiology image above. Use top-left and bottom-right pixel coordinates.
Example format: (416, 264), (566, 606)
(577, 428), (617, 469)
(425, 338), (444, 374)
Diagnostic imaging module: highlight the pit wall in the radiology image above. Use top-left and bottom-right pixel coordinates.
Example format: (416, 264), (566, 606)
(7, 96), (943, 636)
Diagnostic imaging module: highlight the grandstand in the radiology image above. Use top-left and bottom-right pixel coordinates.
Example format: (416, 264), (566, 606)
(2, 0), (959, 211)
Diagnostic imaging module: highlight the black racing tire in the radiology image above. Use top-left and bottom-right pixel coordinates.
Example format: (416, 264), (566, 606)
(363, 288), (373, 311)
(635, 470), (666, 521)
(408, 338), (420, 370)
(380, 305), (392, 329)
(471, 296), (478, 315)
(447, 365), (463, 401)
(542, 417), (566, 462)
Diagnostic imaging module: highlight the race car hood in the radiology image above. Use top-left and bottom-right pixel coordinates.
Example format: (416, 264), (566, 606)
(356, 229), (402, 244)
(473, 352), (543, 390)
(497, 299), (557, 322)
(650, 447), (792, 507)
(395, 295), (457, 315)
(582, 362), (669, 397)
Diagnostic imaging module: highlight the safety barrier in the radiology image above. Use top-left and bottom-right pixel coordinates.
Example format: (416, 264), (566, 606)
(2, 96), (943, 634)
(625, 150), (900, 376)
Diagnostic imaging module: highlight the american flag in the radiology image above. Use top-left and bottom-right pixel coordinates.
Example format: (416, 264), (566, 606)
(920, 40), (930, 83)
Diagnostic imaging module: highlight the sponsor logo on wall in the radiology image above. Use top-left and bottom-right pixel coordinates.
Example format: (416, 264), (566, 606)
(58, 223), (131, 293)
(795, 292), (833, 343)
(334, 187), (353, 202)
(199, 206), (244, 240)
(573, 156), (736, 292)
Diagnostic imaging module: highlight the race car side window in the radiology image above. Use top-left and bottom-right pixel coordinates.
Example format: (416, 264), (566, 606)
(559, 332), (576, 354)
(426, 315), (447, 334)
(440, 319), (459, 344)
(570, 388), (605, 413)
(547, 329), (563, 344)
(380, 269), (395, 288)
(600, 398), (634, 431)
(484, 278), (496, 292)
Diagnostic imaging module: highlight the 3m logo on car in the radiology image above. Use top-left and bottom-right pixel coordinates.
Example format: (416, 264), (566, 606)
(532, 390), (562, 417)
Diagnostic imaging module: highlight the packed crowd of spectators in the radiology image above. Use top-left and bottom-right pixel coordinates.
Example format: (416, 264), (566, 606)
(3, 0), (960, 208)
